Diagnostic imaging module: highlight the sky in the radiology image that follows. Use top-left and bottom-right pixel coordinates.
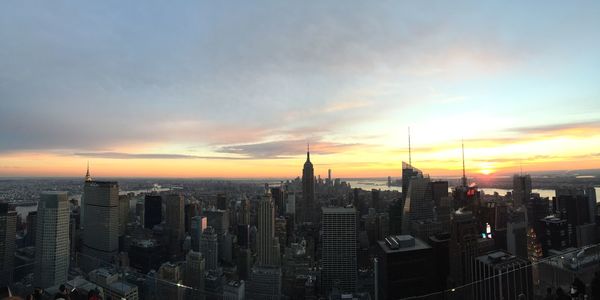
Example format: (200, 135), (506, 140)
(1, 1), (600, 178)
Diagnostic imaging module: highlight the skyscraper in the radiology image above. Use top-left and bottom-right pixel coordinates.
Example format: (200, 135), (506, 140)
(401, 162), (422, 201)
(217, 193), (228, 211)
(376, 235), (434, 300)
(0, 203), (16, 286)
(301, 145), (315, 224)
(239, 197), (251, 225)
(191, 216), (208, 252)
(184, 250), (205, 300)
(506, 209), (528, 259)
(118, 194), (130, 241)
(201, 226), (219, 272)
(35, 192), (70, 288)
(82, 180), (119, 271)
(402, 176), (434, 234)
(257, 191), (278, 266)
(165, 194), (185, 257)
(448, 210), (489, 296)
(25, 211), (37, 247)
(321, 207), (357, 294)
(248, 266), (282, 300)
(371, 189), (381, 211)
(512, 174), (532, 207)
(144, 195), (162, 229)
(184, 202), (199, 233)
(473, 251), (533, 300)
(158, 262), (184, 300)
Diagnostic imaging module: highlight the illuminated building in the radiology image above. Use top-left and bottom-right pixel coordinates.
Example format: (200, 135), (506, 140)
(191, 216), (208, 252)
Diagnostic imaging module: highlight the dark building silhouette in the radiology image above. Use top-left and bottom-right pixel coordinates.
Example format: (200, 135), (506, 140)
(448, 210), (495, 299)
(165, 194), (184, 257)
(389, 198), (404, 235)
(473, 251), (533, 300)
(217, 193), (228, 211)
(526, 194), (549, 227)
(429, 232), (450, 293)
(237, 224), (250, 249)
(506, 209), (527, 258)
(0, 203), (16, 286)
(431, 180), (449, 208)
(270, 187), (285, 217)
(144, 195), (162, 229)
(376, 235), (434, 300)
(301, 146), (315, 223)
(184, 202), (199, 233)
(25, 211), (37, 247)
(555, 189), (590, 226)
(538, 216), (570, 255)
(371, 189), (381, 211)
(512, 174), (532, 207)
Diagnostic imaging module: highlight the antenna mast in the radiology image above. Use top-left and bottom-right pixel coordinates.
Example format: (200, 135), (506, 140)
(461, 139), (467, 187)
(408, 127), (412, 166)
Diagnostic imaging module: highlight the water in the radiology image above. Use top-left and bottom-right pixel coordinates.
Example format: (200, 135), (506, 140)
(14, 187), (171, 217)
(345, 179), (600, 201)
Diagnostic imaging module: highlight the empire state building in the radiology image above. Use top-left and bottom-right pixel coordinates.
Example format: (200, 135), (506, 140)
(301, 144), (315, 223)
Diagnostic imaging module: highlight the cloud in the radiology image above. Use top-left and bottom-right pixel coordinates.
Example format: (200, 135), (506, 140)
(509, 120), (600, 136)
(215, 140), (361, 159)
(73, 152), (251, 160)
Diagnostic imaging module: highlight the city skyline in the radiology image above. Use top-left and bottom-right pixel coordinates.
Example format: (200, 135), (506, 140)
(2, 1), (600, 178)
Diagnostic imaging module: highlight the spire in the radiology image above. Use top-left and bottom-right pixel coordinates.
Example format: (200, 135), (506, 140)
(461, 139), (467, 187)
(85, 161), (92, 182)
(306, 142), (310, 162)
(408, 127), (412, 166)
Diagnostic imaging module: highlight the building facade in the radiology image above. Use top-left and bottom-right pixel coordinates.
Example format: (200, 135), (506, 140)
(321, 207), (357, 294)
(35, 192), (70, 288)
(82, 181), (119, 271)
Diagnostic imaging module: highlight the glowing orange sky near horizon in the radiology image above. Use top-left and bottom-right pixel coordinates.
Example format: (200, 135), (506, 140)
(1, 126), (600, 178)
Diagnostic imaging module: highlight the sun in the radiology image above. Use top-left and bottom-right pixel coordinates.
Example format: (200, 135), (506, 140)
(479, 169), (494, 175)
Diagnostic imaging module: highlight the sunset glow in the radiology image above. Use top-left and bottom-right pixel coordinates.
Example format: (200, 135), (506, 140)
(1, 2), (600, 178)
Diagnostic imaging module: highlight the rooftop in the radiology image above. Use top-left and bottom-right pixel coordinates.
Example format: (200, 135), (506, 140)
(378, 235), (431, 253)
